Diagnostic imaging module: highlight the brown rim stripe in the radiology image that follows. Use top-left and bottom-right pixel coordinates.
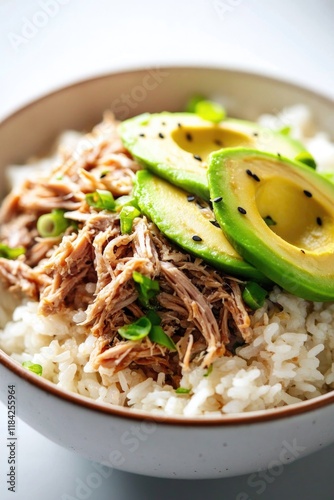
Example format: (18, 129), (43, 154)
(1, 65), (333, 127)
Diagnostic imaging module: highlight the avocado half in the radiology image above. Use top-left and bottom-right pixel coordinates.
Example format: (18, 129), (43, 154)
(135, 170), (268, 282)
(208, 148), (334, 301)
(120, 112), (306, 200)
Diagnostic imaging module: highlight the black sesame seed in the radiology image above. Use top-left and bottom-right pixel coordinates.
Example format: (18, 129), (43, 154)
(187, 195), (195, 202)
(158, 132), (165, 139)
(192, 235), (203, 242)
(100, 172), (108, 178)
(303, 190), (312, 198)
(210, 220), (220, 228)
(301, 249), (305, 254)
(277, 152), (281, 158)
(213, 196), (223, 203)
(316, 217), (322, 226)
(139, 133), (145, 137)
(177, 122), (182, 128)
(238, 207), (247, 214)
(186, 132), (193, 142)
(214, 139), (223, 146)
(161, 121), (166, 125)
(253, 132), (259, 137)
(193, 155), (202, 161)
(246, 169), (260, 182)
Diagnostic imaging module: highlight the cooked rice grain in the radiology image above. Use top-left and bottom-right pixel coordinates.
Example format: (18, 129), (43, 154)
(1, 286), (334, 415)
(1, 105), (334, 416)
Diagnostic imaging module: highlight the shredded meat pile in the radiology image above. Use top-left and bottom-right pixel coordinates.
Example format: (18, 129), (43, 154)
(0, 114), (253, 385)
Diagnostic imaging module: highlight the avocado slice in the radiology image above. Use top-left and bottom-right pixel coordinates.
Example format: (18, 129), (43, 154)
(208, 148), (334, 301)
(134, 169), (268, 283)
(120, 112), (307, 200)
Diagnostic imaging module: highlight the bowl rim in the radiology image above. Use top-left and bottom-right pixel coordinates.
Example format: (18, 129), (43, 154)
(2, 349), (334, 426)
(0, 65), (334, 427)
(0, 64), (333, 127)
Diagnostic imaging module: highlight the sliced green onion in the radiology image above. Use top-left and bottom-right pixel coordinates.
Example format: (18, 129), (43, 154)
(204, 364), (213, 377)
(149, 325), (177, 351)
(117, 312), (176, 349)
(120, 206), (141, 234)
(263, 215), (277, 227)
(278, 125), (291, 136)
(22, 361), (43, 376)
(132, 271), (160, 308)
(175, 387), (191, 394)
(86, 189), (116, 211)
(186, 94), (206, 113)
(295, 151), (317, 169)
(118, 316), (151, 341)
(100, 170), (110, 178)
(115, 195), (140, 211)
(242, 282), (267, 310)
(37, 209), (70, 238)
(194, 100), (226, 123)
(0, 243), (25, 260)
(145, 309), (161, 326)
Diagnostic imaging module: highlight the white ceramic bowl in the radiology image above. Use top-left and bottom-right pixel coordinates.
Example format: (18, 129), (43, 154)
(0, 67), (334, 479)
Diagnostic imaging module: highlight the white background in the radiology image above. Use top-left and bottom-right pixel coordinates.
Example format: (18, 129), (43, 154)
(1, 0), (334, 499)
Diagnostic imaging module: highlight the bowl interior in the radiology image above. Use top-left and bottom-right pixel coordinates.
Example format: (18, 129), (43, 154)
(0, 66), (333, 198)
(0, 66), (334, 425)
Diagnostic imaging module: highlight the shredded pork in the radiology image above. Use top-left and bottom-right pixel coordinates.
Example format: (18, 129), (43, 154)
(0, 113), (253, 386)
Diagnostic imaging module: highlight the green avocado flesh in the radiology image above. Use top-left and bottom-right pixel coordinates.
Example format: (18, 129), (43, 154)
(135, 170), (268, 282)
(208, 148), (334, 301)
(120, 112), (306, 200)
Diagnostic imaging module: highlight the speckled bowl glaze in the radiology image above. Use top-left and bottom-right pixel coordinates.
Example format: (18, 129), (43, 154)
(0, 67), (334, 479)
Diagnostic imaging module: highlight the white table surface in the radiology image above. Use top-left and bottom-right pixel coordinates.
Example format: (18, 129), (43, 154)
(1, 0), (334, 498)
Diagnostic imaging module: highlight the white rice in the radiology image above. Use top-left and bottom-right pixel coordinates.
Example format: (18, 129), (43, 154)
(1, 105), (334, 416)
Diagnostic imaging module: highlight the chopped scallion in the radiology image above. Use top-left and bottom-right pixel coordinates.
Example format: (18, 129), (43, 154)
(242, 282), (267, 310)
(295, 151), (317, 170)
(117, 312), (176, 351)
(186, 95), (226, 123)
(118, 316), (151, 341)
(86, 189), (116, 211)
(145, 310), (161, 326)
(37, 209), (70, 238)
(132, 271), (160, 308)
(115, 195), (140, 211)
(149, 325), (177, 351)
(194, 100), (226, 123)
(0, 243), (25, 260)
(22, 361), (43, 376)
(279, 125), (291, 136)
(100, 170), (110, 178)
(120, 206), (141, 234)
(175, 387), (191, 394)
(186, 94), (206, 113)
